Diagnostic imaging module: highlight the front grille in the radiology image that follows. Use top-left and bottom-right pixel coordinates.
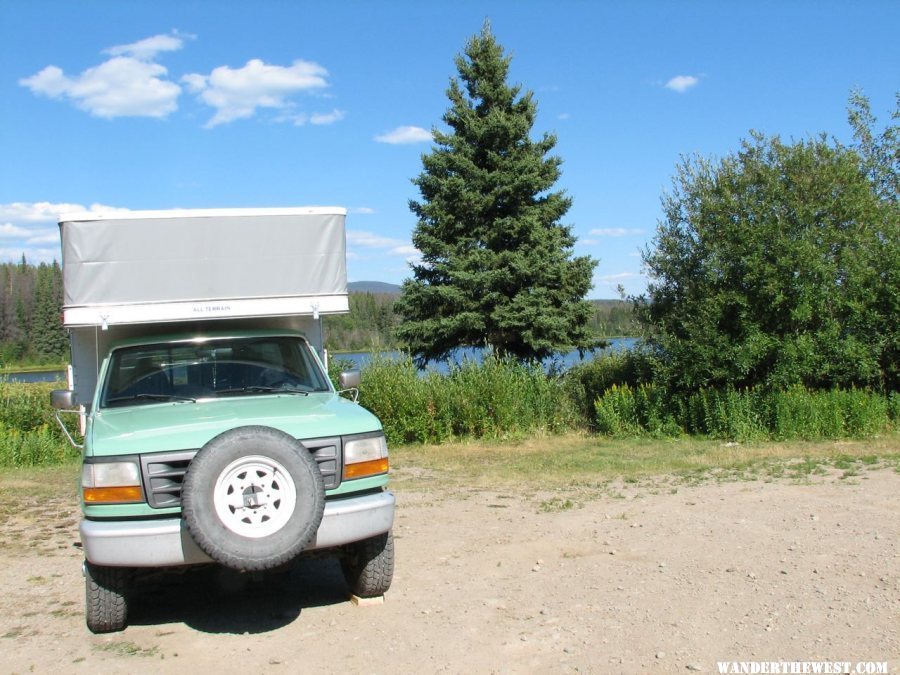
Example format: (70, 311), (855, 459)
(142, 451), (194, 509)
(140, 437), (342, 509)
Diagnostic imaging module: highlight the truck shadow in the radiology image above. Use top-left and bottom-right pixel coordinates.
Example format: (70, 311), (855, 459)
(127, 556), (349, 634)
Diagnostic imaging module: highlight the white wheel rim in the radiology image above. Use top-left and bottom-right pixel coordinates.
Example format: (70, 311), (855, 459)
(213, 455), (297, 538)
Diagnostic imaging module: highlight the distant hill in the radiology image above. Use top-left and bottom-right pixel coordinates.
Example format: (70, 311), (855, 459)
(348, 281), (402, 295)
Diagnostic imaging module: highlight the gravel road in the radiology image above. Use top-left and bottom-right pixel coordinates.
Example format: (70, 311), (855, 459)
(1, 466), (897, 673)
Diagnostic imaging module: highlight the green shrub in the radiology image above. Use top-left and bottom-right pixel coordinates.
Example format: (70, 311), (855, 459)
(594, 383), (893, 441)
(0, 380), (81, 467)
(354, 353), (580, 446)
(565, 349), (654, 427)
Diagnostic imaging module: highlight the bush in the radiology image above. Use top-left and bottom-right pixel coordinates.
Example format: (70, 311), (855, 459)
(594, 384), (894, 441)
(353, 353), (581, 446)
(0, 380), (80, 467)
(565, 348), (655, 428)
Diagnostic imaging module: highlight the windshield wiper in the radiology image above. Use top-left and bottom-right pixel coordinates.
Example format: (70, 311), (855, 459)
(106, 393), (197, 405)
(217, 385), (310, 396)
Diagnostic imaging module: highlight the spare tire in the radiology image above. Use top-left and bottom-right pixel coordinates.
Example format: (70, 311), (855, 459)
(182, 426), (325, 571)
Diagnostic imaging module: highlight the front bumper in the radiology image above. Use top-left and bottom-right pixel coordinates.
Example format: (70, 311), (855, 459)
(80, 490), (395, 567)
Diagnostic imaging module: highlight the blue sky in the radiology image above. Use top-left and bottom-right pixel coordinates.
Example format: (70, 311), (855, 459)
(1, 1), (897, 298)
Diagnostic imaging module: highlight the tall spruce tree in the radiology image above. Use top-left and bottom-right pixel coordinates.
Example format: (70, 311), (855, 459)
(395, 22), (596, 363)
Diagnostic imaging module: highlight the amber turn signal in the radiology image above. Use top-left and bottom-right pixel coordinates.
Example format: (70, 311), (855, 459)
(83, 486), (144, 503)
(343, 457), (389, 480)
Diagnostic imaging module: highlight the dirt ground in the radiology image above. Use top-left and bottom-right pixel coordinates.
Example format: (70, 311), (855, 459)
(1, 466), (898, 674)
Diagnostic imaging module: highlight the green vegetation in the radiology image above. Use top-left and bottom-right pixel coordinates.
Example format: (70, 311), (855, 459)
(323, 295), (638, 352)
(0, 381), (81, 468)
(593, 383), (895, 440)
(327, 354), (896, 448)
(395, 22), (597, 363)
(638, 94), (898, 393)
(389, 434), (900, 491)
(336, 353), (578, 445)
(323, 292), (400, 352)
(0, 259), (68, 366)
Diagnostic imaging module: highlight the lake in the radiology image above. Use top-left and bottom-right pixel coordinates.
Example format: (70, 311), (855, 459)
(2, 370), (67, 383)
(331, 337), (637, 374)
(3, 338), (638, 383)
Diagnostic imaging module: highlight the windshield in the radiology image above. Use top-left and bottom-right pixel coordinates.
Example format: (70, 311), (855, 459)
(100, 335), (331, 408)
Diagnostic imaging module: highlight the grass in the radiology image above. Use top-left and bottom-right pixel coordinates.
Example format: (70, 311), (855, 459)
(2, 434), (898, 518)
(0, 462), (79, 521)
(92, 641), (160, 658)
(389, 431), (900, 492)
(0, 363), (67, 375)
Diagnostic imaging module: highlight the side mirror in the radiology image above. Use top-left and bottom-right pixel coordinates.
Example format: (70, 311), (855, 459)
(338, 370), (361, 389)
(51, 389), (76, 409)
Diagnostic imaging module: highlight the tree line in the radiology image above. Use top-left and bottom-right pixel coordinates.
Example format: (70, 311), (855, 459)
(0, 258), (68, 365)
(0, 260), (636, 366)
(322, 293), (638, 353)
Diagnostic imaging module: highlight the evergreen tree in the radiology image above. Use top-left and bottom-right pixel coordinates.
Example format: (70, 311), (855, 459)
(395, 22), (597, 363)
(31, 262), (68, 361)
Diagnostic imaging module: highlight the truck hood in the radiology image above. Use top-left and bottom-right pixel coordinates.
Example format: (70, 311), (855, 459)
(88, 394), (382, 456)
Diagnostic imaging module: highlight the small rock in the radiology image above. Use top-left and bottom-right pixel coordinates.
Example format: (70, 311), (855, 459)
(656, 652), (666, 659)
(686, 664), (704, 671)
(725, 567), (736, 573)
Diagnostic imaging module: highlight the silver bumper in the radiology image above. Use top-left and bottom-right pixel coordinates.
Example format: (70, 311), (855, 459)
(80, 490), (395, 567)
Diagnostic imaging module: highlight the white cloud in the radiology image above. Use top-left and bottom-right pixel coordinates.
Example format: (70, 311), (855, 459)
(375, 126), (432, 144)
(21, 59), (181, 118)
(19, 33), (184, 118)
(589, 227), (645, 237)
(310, 109), (345, 125)
(665, 75), (700, 93)
(348, 207), (376, 215)
(0, 201), (129, 263)
(0, 201), (128, 223)
(598, 272), (641, 283)
(0, 223), (31, 239)
(104, 33), (188, 61)
(347, 230), (406, 250)
(183, 59), (330, 127)
(347, 230), (420, 259)
(20, 34), (343, 129)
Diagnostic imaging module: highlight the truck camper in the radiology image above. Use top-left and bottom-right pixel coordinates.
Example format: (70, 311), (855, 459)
(52, 207), (394, 633)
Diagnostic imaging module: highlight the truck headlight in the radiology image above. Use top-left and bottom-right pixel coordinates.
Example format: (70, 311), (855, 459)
(343, 434), (389, 480)
(82, 461), (144, 504)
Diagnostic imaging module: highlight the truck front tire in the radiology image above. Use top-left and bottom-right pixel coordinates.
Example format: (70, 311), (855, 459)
(182, 426), (326, 572)
(85, 562), (129, 633)
(341, 530), (394, 597)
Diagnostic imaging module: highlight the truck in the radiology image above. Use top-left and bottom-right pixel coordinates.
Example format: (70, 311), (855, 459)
(51, 207), (394, 633)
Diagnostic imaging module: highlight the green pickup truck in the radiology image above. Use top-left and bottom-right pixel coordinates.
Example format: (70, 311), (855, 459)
(52, 208), (394, 633)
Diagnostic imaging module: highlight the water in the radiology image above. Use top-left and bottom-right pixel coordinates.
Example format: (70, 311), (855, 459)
(331, 337), (637, 374)
(5, 338), (638, 382)
(2, 370), (66, 383)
